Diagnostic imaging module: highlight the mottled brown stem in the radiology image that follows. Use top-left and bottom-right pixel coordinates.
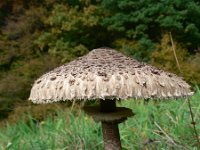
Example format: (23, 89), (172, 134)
(102, 122), (122, 150)
(100, 100), (116, 112)
(100, 100), (122, 150)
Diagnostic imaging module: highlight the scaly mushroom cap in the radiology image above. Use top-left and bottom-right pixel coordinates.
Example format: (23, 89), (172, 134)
(29, 48), (193, 103)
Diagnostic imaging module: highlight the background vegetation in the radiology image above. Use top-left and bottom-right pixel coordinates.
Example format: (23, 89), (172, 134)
(0, 0), (200, 149)
(0, 90), (200, 149)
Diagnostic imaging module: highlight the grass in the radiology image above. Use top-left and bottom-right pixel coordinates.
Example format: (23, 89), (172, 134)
(0, 89), (200, 150)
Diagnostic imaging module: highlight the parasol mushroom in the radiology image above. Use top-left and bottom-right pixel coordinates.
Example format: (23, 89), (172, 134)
(29, 47), (193, 150)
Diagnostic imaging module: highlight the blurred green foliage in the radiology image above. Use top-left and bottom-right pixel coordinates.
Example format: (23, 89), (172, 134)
(151, 33), (200, 85)
(102, 0), (200, 53)
(0, 0), (200, 115)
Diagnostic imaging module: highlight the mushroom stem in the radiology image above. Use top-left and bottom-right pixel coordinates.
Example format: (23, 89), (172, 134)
(102, 123), (121, 150)
(100, 100), (122, 150)
(100, 100), (116, 112)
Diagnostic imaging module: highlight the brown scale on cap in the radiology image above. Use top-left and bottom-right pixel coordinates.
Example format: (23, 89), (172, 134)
(29, 48), (193, 103)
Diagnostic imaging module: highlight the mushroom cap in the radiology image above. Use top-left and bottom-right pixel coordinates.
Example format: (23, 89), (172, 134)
(29, 48), (193, 103)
